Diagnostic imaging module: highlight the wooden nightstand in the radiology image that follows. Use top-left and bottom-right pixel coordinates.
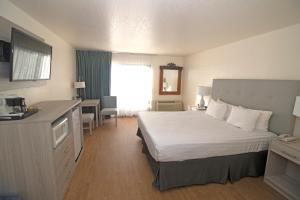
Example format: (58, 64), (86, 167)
(264, 138), (300, 200)
(187, 105), (207, 111)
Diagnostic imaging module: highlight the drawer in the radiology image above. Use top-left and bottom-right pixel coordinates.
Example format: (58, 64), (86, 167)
(271, 140), (300, 165)
(55, 150), (75, 200)
(55, 148), (74, 181)
(56, 160), (74, 200)
(54, 133), (74, 168)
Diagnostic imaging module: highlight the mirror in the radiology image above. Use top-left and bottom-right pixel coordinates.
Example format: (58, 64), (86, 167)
(159, 63), (183, 95)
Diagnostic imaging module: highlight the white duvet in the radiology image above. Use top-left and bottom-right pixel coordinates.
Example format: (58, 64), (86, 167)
(138, 111), (275, 162)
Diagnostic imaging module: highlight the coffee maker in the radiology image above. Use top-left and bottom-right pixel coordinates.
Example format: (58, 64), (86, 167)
(0, 94), (27, 119)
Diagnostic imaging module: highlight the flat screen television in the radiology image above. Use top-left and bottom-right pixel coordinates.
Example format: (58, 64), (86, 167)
(10, 28), (52, 81)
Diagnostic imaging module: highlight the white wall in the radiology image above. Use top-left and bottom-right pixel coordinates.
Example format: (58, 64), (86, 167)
(0, 0), (75, 105)
(183, 23), (300, 108)
(112, 53), (184, 102)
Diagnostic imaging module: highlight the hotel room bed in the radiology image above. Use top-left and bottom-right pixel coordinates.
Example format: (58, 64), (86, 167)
(138, 111), (275, 162)
(137, 79), (300, 191)
(137, 111), (274, 190)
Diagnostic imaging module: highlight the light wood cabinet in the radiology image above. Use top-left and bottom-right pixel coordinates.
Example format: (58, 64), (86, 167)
(0, 100), (83, 200)
(72, 107), (83, 161)
(264, 139), (300, 200)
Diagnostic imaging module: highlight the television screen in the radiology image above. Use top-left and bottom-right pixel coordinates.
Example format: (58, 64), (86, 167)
(10, 28), (52, 81)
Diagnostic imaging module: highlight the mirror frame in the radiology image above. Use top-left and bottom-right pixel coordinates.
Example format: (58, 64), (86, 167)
(159, 63), (183, 95)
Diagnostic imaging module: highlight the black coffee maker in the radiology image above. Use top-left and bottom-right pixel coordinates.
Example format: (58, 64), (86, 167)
(6, 97), (27, 113)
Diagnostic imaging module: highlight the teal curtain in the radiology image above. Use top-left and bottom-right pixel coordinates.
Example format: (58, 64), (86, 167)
(76, 50), (112, 101)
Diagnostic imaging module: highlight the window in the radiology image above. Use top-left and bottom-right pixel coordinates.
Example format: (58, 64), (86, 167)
(111, 64), (152, 116)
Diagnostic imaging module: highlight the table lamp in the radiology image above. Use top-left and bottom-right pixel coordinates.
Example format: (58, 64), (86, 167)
(293, 96), (300, 137)
(74, 81), (86, 100)
(197, 86), (211, 108)
(293, 96), (300, 117)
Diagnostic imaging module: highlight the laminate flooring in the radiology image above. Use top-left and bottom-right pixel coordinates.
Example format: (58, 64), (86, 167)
(64, 117), (285, 200)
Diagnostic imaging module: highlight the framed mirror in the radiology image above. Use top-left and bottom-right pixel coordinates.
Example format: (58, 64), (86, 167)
(159, 63), (183, 95)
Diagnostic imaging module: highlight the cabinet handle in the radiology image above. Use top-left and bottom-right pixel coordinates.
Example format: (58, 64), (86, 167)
(281, 150), (297, 160)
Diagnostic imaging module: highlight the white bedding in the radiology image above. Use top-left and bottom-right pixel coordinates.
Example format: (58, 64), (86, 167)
(138, 111), (276, 162)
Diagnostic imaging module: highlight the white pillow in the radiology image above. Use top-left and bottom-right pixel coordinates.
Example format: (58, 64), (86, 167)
(227, 106), (260, 132)
(205, 99), (227, 120)
(247, 109), (272, 131)
(217, 99), (237, 120)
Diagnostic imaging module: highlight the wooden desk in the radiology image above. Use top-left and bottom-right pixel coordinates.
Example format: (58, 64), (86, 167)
(81, 99), (100, 128)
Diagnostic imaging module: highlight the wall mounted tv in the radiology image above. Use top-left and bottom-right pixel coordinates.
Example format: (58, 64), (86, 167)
(10, 28), (52, 81)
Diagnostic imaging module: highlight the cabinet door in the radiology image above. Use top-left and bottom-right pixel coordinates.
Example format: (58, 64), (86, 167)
(72, 107), (82, 160)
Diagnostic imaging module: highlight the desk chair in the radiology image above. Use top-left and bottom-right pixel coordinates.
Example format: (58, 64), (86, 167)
(100, 96), (118, 127)
(82, 113), (94, 135)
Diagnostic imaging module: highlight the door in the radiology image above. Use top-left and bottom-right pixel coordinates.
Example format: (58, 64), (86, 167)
(72, 107), (82, 161)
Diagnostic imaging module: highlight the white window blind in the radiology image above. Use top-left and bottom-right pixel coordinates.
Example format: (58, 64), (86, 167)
(111, 54), (153, 116)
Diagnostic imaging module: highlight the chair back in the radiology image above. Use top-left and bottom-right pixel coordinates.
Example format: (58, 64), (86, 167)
(102, 96), (117, 108)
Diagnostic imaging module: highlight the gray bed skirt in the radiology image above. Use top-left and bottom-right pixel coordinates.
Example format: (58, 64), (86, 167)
(137, 128), (268, 191)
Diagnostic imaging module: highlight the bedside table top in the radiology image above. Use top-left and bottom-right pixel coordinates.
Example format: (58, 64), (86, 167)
(188, 105), (207, 111)
(272, 138), (300, 152)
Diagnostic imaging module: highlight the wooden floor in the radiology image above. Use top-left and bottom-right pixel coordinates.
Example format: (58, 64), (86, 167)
(64, 117), (285, 200)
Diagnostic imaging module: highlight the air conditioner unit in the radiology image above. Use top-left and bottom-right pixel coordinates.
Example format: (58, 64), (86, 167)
(156, 101), (183, 111)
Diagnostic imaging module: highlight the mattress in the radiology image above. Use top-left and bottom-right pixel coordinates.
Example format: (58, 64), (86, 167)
(137, 111), (276, 162)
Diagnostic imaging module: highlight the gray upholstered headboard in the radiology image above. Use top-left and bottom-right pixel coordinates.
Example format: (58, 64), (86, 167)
(212, 79), (300, 135)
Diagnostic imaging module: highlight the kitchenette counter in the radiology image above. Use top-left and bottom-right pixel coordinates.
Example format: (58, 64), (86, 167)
(0, 100), (83, 200)
(0, 100), (81, 125)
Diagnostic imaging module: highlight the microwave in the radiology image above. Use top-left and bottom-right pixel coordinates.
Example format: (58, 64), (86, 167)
(52, 117), (69, 148)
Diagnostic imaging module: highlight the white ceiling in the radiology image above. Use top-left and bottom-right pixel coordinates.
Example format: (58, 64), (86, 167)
(0, 17), (12, 42)
(9, 0), (300, 56)
(0, 17), (44, 42)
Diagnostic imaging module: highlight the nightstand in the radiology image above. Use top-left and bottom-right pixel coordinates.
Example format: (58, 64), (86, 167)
(264, 138), (300, 200)
(187, 105), (207, 111)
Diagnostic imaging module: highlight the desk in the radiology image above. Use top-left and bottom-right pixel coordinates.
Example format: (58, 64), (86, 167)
(81, 99), (100, 128)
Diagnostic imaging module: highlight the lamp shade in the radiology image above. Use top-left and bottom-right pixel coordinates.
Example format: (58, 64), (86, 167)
(293, 96), (300, 117)
(197, 86), (211, 96)
(74, 81), (86, 89)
